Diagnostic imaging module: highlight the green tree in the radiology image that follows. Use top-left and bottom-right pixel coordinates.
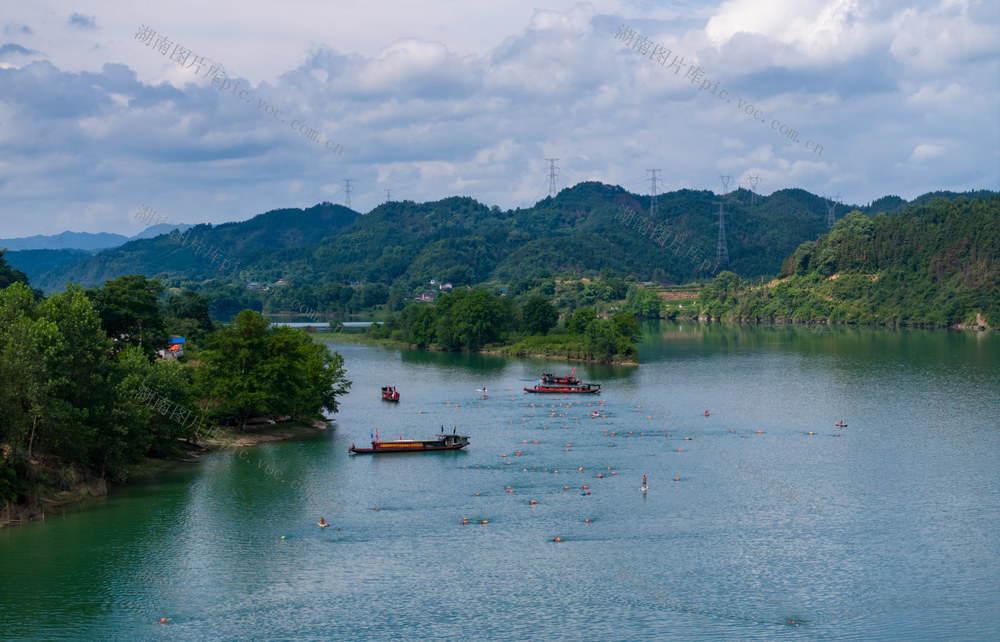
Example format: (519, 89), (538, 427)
(521, 296), (559, 335)
(450, 289), (509, 350)
(88, 275), (166, 357)
(586, 319), (617, 363)
(36, 284), (115, 470)
(567, 307), (597, 334)
(611, 312), (640, 343)
(197, 310), (351, 428)
(197, 310), (276, 427)
(164, 290), (214, 343)
(0, 283), (58, 458)
(410, 305), (439, 347)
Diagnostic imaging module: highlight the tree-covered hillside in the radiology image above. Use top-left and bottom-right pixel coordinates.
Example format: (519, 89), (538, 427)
(4, 249), (93, 282)
(698, 196), (1000, 327)
(32, 184), (996, 321)
(33, 202), (359, 292)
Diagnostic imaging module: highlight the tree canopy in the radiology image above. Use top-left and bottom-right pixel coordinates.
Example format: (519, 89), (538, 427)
(197, 310), (351, 428)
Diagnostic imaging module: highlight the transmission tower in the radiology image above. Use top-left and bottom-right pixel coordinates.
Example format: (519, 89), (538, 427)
(719, 173), (733, 196)
(344, 179), (353, 209)
(824, 193), (840, 229)
(647, 169), (662, 219)
(746, 174), (760, 206)
(715, 200), (729, 269)
(385, 189), (393, 203)
(546, 158), (560, 198)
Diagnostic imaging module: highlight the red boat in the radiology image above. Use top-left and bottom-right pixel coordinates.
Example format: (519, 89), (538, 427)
(349, 428), (469, 454)
(541, 371), (583, 386)
(381, 386), (400, 402)
(524, 383), (601, 394)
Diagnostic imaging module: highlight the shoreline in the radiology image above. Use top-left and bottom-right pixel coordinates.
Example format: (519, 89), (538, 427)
(0, 418), (329, 529)
(316, 333), (640, 365)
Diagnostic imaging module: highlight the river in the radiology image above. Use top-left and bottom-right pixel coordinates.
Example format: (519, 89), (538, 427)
(1, 322), (997, 640)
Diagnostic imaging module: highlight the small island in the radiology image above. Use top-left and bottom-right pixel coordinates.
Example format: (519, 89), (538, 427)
(337, 288), (641, 365)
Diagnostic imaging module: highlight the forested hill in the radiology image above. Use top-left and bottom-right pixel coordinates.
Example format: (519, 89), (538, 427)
(33, 203), (359, 292)
(698, 195), (1000, 327)
(33, 184), (994, 298)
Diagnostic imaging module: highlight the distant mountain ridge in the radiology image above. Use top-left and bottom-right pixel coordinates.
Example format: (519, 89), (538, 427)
(26, 186), (996, 298)
(0, 225), (192, 252)
(32, 203), (359, 292)
(2, 225), (195, 284)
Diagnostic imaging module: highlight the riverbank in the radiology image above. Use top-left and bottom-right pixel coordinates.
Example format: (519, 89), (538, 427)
(0, 418), (329, 529)
(316, 333), (639, 365)
(193, 417), (330, 453)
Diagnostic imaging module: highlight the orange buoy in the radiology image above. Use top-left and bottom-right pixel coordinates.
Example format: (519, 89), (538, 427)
(555, 537), (561, 542)
(597, 474), (603, 478)
(582, 485), (589, 489)
(160, 618), (167, 624)
(584, 518), (590, 523)
(530, 500), (537, 504)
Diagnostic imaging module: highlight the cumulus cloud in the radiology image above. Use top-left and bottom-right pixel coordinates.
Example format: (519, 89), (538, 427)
(0, 0), (996, 237)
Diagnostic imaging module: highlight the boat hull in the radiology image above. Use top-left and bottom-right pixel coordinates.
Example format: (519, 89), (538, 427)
(523, 385), (601, 394)
(349, 443), (468, 454)
(349, 434), (470, 454)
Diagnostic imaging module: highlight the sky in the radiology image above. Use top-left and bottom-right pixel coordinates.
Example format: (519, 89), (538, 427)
(0, 0), (997, 238)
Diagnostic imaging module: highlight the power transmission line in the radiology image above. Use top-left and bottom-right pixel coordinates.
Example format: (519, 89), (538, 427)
(344, 179), (353, 209)
(716, 174), (731, 269)
(647, 169), (662, 219)
(546, 158), (560, 198)
(824, 193), (841, 229)
(746, 174), (760, 206)
(718, 173), (732, 196)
